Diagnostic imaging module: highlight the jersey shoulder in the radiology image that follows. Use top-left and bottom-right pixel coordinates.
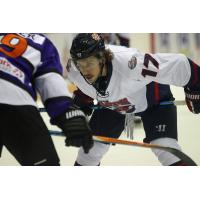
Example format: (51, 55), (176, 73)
(18, 33), (58, 56)
(108, 45), (142, 76)
(18, 33), (46, 46)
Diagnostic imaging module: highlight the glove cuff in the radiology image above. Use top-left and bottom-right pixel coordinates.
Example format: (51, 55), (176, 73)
(66, 109), (85, 120)
(184, 87), (200, 101)
(50, 106), (86, 127)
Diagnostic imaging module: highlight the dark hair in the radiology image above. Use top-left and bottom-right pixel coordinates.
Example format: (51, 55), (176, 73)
(94, 48), (114, 62)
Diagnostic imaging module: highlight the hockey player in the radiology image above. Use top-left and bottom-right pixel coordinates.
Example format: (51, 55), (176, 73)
(0, 33), (93, 166)
(67, 33), (200, 166)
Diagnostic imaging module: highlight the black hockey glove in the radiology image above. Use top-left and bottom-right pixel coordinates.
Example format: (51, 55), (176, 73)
(52, 107), (94, 153)
(184, 58), (200, 114)
(73, 89), (94, 116)
(184, 87), (200, 114)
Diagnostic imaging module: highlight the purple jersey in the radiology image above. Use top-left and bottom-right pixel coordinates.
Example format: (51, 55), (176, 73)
(0, 33), (71, 119)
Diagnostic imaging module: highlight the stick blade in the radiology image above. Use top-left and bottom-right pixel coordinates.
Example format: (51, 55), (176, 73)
(94, 136), (197, 166)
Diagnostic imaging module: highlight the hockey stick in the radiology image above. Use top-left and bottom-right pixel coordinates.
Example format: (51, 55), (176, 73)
(49, 130), (197, 166)
(39, 100), (186, 113)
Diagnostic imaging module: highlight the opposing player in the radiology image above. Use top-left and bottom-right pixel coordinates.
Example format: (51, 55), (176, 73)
(67, 33), (200, 166)
(0, 33), (93, 166)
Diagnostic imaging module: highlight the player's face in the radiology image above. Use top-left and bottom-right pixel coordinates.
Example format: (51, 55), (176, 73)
(76, 56), (101, 83)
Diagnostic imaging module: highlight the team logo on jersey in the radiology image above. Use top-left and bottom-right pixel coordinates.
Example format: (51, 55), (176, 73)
(0, 57), (25, 83)
(96, 91), (110, 98)
(91, 33), (100, 41)
(99, 98), (135, 114)
(128, 56), (137, 70)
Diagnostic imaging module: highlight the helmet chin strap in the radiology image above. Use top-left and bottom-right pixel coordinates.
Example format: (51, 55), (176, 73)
(92, 60), (109, 95)
(97, 60), (105, 78)
(92, 60), (105, 84)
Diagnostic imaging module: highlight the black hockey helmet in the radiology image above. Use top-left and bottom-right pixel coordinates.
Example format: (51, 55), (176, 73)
(70, 33), (105, 60)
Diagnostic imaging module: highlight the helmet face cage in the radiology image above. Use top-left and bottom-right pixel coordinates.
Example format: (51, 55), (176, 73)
(72, 51), (105, 72)
(70, 33), (105, 61)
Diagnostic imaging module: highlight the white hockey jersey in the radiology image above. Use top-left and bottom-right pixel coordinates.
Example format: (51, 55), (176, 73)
(67, 45), (191, 113)
(0, 33), (72, 119)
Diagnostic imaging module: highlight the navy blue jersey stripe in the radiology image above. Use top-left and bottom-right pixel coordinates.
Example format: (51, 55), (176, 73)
(146, 82), (174, 107)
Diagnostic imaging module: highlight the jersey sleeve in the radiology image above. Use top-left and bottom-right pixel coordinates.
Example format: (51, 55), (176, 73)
(34, 36), (63, 77)
(34, 37), (72, 119)
(129, 52), (191, 87)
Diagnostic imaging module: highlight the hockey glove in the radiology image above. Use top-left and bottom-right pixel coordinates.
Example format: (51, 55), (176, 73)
(184, 87), (200, 114)
(73, 89), (94, 116)
(184, 58), (200, 114)
(52, 107), (94, 153)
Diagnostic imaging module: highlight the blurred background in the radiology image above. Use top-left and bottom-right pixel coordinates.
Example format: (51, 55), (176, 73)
(45, 33), (200, 77)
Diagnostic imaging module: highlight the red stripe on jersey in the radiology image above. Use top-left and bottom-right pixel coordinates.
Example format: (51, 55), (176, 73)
(154, 82), (160, 103)
(150, 33), (156, 53)
(191, 61), (198, 86)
